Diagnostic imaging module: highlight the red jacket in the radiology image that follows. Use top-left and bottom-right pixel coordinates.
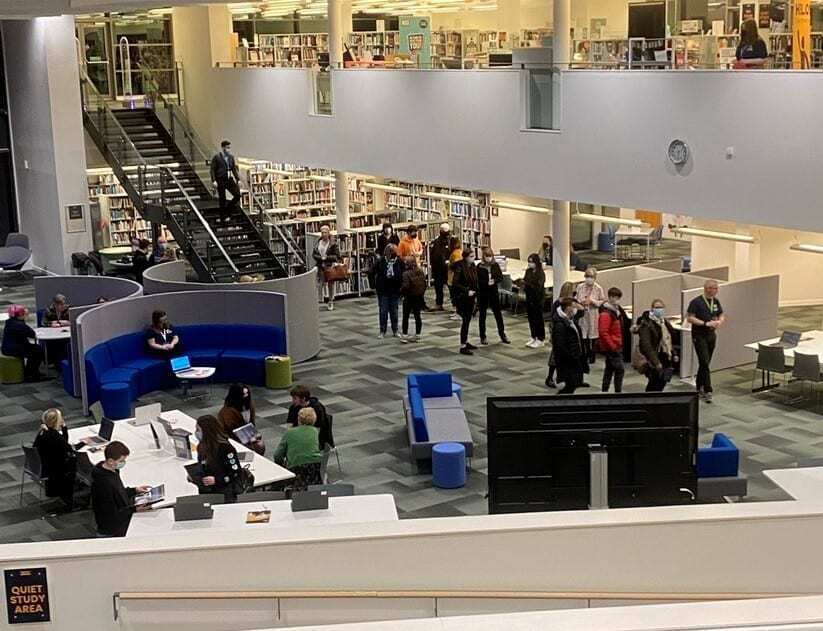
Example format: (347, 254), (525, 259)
(597, 304), (624, 353)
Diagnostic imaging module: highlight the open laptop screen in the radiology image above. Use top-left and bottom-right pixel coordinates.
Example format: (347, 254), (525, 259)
(170, 356), (191, 373)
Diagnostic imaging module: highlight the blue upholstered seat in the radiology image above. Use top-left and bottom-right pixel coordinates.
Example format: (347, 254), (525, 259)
(697, 433), (740, 478)
(432, 442), (467, 489)
(100, 382), (132, 420)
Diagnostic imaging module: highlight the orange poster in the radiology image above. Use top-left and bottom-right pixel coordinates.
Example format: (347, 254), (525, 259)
(794, 0), (811, 69)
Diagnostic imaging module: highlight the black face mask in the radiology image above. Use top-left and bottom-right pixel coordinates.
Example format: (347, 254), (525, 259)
(409, 232), (417, 239)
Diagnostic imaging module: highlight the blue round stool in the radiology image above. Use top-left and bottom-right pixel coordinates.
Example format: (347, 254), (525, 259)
(432, 442), (467, 489)
(100, 382), (132, 420)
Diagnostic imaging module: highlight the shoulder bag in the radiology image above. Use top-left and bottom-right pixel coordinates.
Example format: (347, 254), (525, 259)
(323, 263), (349, 282)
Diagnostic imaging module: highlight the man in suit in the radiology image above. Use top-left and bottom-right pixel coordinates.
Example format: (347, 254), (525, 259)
(210, 140), (241, 222)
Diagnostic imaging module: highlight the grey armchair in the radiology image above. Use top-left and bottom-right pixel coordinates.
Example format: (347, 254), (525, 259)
(0, 233), (32, 283)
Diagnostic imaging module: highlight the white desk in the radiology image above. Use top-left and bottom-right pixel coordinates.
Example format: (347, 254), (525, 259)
(615, 228), (655, 261)
(126, 494), (399, 537)
(504, 259), (585, 289)
(745, 330), (823, 366)
(35, 326), (71, 375)
(68, 409), (294, 508)
(763, 467), (823, 501)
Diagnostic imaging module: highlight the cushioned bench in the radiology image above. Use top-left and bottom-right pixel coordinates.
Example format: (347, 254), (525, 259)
(84, 323), (287, 406)
(404, 373), (473, 462)
(696, 432), (748, 501)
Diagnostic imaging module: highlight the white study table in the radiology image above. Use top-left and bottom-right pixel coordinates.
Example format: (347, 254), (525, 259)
(763, 467), (823, 501)
(68, 409), (294, 508)
(745, 330), (823, 366)
(614, 227), (655, 261)
(126, 493), (398, 537)
(504, 259), (585, 289)
(34, 326), (71, 375)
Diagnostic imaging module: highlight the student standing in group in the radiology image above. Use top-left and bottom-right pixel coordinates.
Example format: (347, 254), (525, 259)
(576, 266), (606, 363)
(429, 223), (452, 311)
(376, 222), (400, 261)
(33, 409), (76, 512)
(452, 250), (479, 355)
(686, 279), (725, 403)
(375, 244), (403, 339)
(195, 414), (243, 503)
(598, 287), (629, 393)
(476, 247), (510, 345)
(312, 225), (340, 311)
(552, 297), (586, 394)
(446, 237), (464, 320)
(91, 441), (152, 537)
(210, 139), (241, 222)
(397, 225), (424, 265)
(546, 281), (577, 388)
(522, 253), (546, 348)
(637, 298), (679, 392)
(538, 235), (553, 266)
(2, 305), (45, 382)
(400, 256), (426, 343)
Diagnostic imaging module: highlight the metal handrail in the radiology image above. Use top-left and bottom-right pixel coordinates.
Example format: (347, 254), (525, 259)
(156, 166), (238, 276)
(248, 190), (305, 268)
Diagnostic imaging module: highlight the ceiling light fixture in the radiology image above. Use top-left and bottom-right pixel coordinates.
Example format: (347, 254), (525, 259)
(673, 227), (755, 243)
(309, 174), (337, 183)
(491, 200), (552, 214)
(790, 243), (823, 254)
(420, 191), (475, 203)
(574, 212), (644, 227)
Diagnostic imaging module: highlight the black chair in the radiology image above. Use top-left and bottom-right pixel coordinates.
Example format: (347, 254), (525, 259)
(325, 413), (342, 474)
(499, 248), (520, 260)
(75, 451), (94, 488)
(20, 445), (47, 505)
(752, 344), (792, 394)
(309, 483), (355, 497)
(235, 491), (286, 503)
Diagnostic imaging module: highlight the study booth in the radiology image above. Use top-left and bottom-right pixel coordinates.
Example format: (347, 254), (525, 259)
(31, 275), (143, 396)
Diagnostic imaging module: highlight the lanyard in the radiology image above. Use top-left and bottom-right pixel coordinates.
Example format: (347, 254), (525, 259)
(702, 295), (715, 313)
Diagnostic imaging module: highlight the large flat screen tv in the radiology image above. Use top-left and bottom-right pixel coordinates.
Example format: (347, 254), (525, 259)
(487, 393), (698, 514)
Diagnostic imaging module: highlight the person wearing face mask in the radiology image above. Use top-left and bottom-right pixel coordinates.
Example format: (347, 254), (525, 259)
(400, 256), (426, 342)
(522, 253), (546, 348)
(132, 238), (151, 285)
(576, 266), (606, 363)
(210, 140), (241, 222)
(312, 225), (340, 311)
(375, 243), (403, 339)
(546, 281), (577, 388)
(552, 297), (586, 394)
(538, 235), (553, 266)
(195, 414), (244, 503)
(452, 249), (480, 355)
(476, 247), (510, 345)
(218, 383), (265, 455)
(91, 441), (152, 537)
(597, 287), (629, 393)
(145, 309), (182, 359)
(446, 237), (464, 320)
(686, 279), (725, 403)
(376, 222), (400, 261)
(429, 223), (452, 311)
(637, 299), (679, 392)
(397, 225), (424, 265)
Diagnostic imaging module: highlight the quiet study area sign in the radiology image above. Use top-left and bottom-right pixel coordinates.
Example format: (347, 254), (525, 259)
(4, 568), (50, 624)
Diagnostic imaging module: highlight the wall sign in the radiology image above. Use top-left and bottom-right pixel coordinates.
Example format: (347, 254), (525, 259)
(5, 568), (50, 624)
(793, 0), (811, 68)
(65, 204), (86, 234)
(667, 139), (690, 166)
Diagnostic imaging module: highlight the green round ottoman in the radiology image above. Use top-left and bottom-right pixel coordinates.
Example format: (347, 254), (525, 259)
(0, 354), (24, 384)
(265, 356), (292, 389)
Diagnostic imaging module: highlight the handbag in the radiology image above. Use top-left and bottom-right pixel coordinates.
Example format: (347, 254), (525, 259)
(631, 346), (648, 373)
(234, 465), (255, 494)
(323, 263), (349, 282)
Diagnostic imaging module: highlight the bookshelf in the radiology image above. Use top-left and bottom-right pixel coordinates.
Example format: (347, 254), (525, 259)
(520, 28), (552, 48)
(347, 31), (400, 59)
(87, 168), (173, 249)
(431, 30), (463, 64)
(258, 33), (329, 68)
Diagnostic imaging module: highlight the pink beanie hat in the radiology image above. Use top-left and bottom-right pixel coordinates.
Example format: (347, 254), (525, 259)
(7, 304), (26, 318)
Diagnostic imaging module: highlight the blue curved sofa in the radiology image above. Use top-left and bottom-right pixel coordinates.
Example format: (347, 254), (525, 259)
(84, 324), (287, 405)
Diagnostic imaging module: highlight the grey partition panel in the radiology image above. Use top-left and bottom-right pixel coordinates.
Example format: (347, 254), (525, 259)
(34, 275), (142, 312)
(142, 264), (320, 364)
(76, 291), (288, 414)
(596, 266), (639, 304)
(632, 274), (681, 321)
(679, 275), (779, 378)
(642, 258), (683, 273)
(689, 267), (730, 281)
(682, 275), (709, 291)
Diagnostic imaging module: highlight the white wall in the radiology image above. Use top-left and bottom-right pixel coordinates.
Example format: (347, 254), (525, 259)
(572, 0), (629, 37)
(199, 67), (823, 236)
(490, 194), (552, 257)
(3, 16), (91, 274)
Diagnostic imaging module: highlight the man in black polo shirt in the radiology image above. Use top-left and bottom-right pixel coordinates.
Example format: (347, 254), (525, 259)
(686, 279), (726, 403)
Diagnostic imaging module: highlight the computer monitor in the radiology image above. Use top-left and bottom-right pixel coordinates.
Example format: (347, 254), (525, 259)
(486, 393), (698, 513)
(133, 403), (161, 427)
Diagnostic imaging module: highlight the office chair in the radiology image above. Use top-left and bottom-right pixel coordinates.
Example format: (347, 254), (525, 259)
(792, 351), (823, 407)
(20, 445), (47, 505)
(752, 344), (793, 395)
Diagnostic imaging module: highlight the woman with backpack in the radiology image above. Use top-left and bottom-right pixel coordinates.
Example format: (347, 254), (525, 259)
(400, 256), (427, 342)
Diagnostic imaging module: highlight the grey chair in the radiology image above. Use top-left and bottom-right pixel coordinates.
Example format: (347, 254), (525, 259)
(499, 248), (520, 260)
(752, 344), (792, 394)
(235, 491), (286, 503)
(20, 445), (47, 505)
(0, 233), (32, 282)
(75, 451), (94, 488)
(309, 483), (355, 497)
(792, 351), (823, 406)
(319, 448), (331, 485)
(498, 275), (521, 313)
(89, 401), (104, 424)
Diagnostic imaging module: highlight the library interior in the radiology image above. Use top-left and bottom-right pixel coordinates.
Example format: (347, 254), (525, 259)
(1, 0), (823, 629)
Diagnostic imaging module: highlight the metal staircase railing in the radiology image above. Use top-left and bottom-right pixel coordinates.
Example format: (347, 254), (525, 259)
(247, 189), (306, 273)
(79, 68), (237, 282)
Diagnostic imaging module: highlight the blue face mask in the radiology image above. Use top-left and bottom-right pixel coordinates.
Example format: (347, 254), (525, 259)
(652, 307), (665, 319)
(195, 428), (203, 442)
(115, 461), (126, 470)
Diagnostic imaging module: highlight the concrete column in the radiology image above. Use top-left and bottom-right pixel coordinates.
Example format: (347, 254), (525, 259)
(552, 199), (570, 292)
(335, 171), (350, 233)
(3, 16), (92, 274)
(552, 0), (570, 127)
(329, 0), (347, 67)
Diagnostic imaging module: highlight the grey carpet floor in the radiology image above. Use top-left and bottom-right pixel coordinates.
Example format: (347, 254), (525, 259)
(0, 272), (819, 543)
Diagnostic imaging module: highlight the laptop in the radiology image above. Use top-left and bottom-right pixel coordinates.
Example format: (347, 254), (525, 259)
(232, 423), (257, 446)
(291, 490), (329, 512)
(134, 484), (165, 507)
(184, 462), (206, 484)
(132, 403), (161, 427)
(173, 501), (214, 522)
(769, 330), (802, 349)
(170, 355), (192, 375)
(75, 417), (115, 448)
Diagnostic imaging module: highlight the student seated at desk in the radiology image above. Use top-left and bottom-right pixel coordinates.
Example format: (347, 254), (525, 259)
(287, 385), (332, 451)
(218, 383), (265, 455)
(42, 293), (71, 366)
(132, 239), (151, 284)
(91, 441), (152, 537)
(145, 309), (182, 359)
(2, 305), (45, 382)
(275, 408), (322, 491)
(33, 408), (76, 512)
(196, 415), (244, 503)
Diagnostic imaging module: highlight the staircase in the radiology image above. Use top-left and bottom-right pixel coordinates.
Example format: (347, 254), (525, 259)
(80, 72), (287, 283)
